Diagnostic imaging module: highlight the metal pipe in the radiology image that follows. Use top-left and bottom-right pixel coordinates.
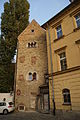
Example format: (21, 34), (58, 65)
(47, 23), (55, 115)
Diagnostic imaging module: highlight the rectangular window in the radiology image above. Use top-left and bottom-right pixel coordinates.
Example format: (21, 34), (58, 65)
(59, 52), (67, 71)
(56, 25), (63, 39)
(75, 13), (80, 28)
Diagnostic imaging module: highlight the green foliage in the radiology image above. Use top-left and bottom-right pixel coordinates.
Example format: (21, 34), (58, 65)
(0, 64), (14, 93)
(1, 0), (30, 61)
(0, 0), (30, 92)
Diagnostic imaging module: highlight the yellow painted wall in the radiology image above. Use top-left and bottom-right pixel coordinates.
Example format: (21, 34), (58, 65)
(46, 3), (80, 111)
(54, 69), (80, 111)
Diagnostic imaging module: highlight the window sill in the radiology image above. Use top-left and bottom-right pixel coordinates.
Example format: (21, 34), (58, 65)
(62, 103), (71, 106)
(73, 26), (80, 32)
(54, 35), (65, 42)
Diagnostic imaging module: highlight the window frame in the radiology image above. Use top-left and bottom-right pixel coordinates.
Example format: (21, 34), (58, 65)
(74, 12), (80, 28)
(62, 89), (71, 105)
(33, 72), (37, 80)
(59, 52), (67, 71)
(27, 42), (37, 48)
(56, 25), (63, 39)
(28, 72), (37, 81)
(29, 72), (32, 80)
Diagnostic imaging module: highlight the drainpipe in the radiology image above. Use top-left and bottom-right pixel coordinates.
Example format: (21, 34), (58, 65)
(47, 23), (55, 115)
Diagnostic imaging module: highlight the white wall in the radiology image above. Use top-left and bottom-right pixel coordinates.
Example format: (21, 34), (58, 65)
(0, 93), (14, 102)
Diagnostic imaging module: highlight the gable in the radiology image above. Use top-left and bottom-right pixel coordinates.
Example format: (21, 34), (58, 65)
(18, 19), (46, 41)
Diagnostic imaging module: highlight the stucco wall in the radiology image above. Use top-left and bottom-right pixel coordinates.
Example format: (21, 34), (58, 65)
(46, 3), (80, 111)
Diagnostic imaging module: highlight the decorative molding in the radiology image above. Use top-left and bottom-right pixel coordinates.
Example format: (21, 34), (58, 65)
(54, 45), (67, 53)
(53, 66), (80, 76)
(75, 39), (80, 44)
(51, 20), (63, 28)
(70, 7), (80, 17)
(31, 56), (37, 65)
(73, 26), (80, 32)
(18, 74), (24, 81)
(19, 56), (25, 63)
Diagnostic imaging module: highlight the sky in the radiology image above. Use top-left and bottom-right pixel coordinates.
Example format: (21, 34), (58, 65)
(0, 0), (70, 33)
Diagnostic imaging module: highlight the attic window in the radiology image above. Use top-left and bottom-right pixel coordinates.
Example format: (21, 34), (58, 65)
(31, 29), (34, 32)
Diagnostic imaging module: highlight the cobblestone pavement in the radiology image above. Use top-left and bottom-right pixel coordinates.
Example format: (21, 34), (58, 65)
(0, 111), (80, 120)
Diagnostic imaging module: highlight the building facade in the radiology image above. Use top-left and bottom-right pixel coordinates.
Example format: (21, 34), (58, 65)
(42, 0), (80, 111)
(15, 20), (49, 111)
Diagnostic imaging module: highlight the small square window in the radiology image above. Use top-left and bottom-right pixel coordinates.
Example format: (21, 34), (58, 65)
(56, 25), (63, 39)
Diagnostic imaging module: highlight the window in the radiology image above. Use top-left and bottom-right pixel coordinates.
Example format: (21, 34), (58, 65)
(33, 42), (36, 47)
(29, 72), (32, 80)
(62, 89), (71, 104)
(31, 29), (34, 32)
(56, 25), (63, 39)
(0, 102), (6, 106)
(33, 72), (37, 80)
(18, 105), (25, 111)
(31, 42), (34, 47)
(28, 42), (37, 48)
(28, 72), (37, 81)
(75, 13), (80, 28)
(59, 52), (67, 71)
(28, 43), (31, 48)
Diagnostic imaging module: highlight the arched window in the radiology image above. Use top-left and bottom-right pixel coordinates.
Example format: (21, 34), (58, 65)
(62, 89), (71, 104)
(31, 42), (34, 47)
(28, 43), (30, 48)
(33, 42), (36, 47)
(28, 42), (37, 48)
(29, 72), (32, 80)
(33, 72), (37, 80)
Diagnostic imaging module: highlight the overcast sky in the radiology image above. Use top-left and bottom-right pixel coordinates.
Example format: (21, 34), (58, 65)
(0, 0), (70, 34)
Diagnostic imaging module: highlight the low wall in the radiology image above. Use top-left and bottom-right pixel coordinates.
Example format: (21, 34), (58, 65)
(0, 93), (14, 102)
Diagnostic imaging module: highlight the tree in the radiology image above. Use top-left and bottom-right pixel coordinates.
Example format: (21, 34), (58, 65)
(0, 0), (30, 92)
(1, 0), (30, 62)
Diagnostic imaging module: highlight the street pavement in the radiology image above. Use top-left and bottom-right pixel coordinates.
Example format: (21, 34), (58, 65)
(0, 111), (80, 120)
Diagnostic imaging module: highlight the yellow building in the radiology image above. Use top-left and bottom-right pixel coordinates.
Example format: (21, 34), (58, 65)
(42, 0), (80, 112)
